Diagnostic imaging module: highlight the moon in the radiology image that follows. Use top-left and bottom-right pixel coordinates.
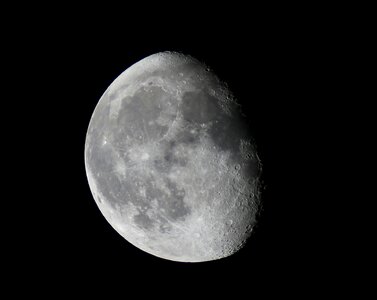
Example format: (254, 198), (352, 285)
(84, 51), (262, 262)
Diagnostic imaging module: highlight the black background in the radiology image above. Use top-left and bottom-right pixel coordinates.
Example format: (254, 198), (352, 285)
(4, 5), (354, 297)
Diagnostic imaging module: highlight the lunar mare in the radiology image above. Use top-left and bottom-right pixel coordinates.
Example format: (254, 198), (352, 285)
(85, 52), (262, 262)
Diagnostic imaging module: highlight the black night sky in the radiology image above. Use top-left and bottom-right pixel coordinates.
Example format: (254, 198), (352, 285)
(5, 6), (350, 297)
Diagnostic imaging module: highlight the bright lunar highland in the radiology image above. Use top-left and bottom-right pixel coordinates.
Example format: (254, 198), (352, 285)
(85, 52), (262, 262)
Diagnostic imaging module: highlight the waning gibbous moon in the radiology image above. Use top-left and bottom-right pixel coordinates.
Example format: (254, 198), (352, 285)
(84, 51), (262, 262)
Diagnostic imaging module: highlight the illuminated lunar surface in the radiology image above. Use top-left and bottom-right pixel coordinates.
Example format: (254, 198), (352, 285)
(84, 52), (262, 262)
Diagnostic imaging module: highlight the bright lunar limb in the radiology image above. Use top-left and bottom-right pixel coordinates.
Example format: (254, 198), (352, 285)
(85, 51), (262, 262)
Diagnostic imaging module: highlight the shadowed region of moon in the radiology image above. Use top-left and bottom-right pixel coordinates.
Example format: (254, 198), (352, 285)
(85, 51), (262, 262)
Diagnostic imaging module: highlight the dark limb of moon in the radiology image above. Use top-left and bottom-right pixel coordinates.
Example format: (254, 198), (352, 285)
(85, 52), (262, 262)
